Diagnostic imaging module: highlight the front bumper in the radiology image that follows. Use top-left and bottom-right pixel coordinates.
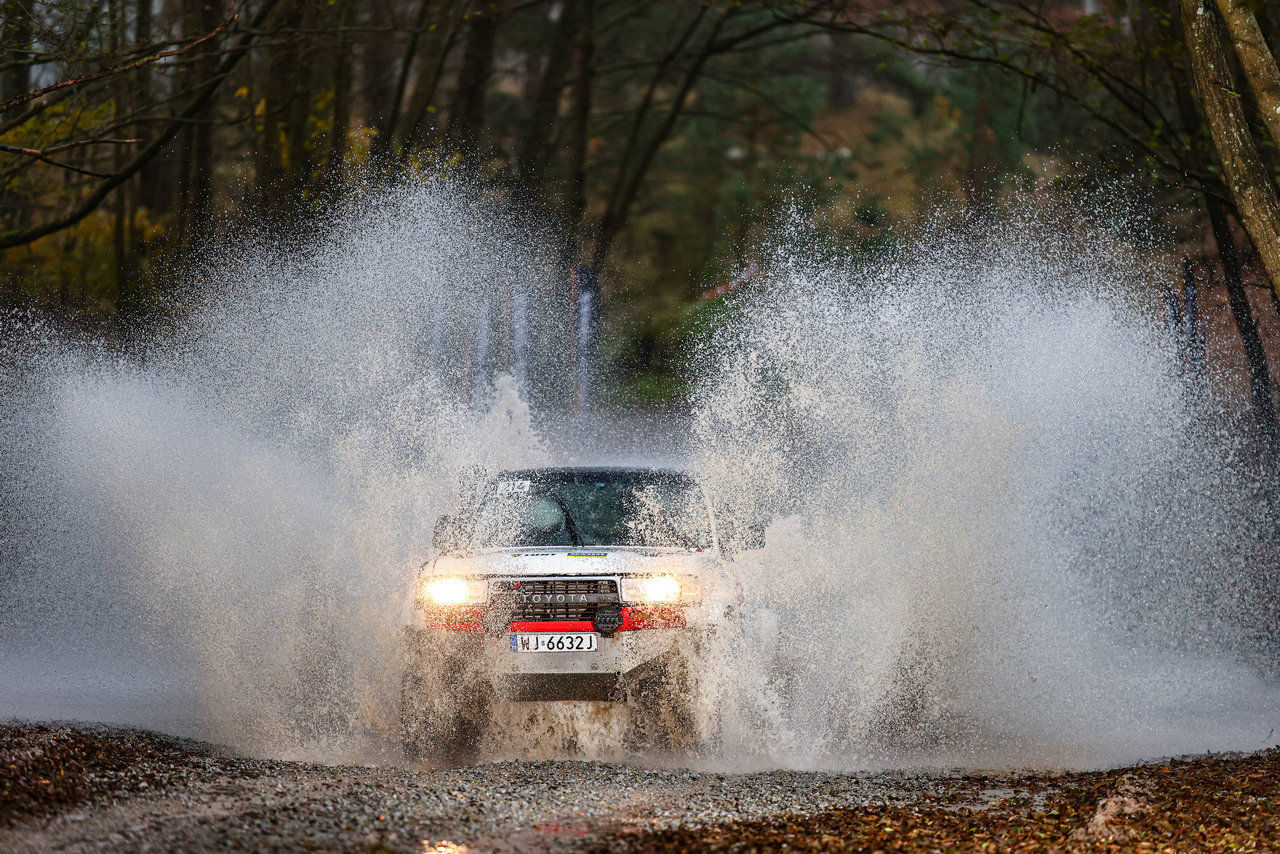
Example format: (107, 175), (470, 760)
(405, 625), (688, 701)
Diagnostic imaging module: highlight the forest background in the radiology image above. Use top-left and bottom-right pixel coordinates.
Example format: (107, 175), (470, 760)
(3, 0), (1280, 431)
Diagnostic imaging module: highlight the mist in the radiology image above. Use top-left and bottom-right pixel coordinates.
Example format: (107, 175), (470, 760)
(2, 184), (1277, 770)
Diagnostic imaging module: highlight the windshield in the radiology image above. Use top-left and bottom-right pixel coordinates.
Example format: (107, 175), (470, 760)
(470, 471), (712, 549)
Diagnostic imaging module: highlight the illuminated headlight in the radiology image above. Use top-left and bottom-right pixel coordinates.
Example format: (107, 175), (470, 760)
(620, 575), (701, 605)
(422, 577), (487, 606)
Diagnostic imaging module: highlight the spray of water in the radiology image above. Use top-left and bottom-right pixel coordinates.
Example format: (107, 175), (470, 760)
(690, 208), (1280, 769)
(1, 180), (553, 760)
(1, 184), (1277, 769)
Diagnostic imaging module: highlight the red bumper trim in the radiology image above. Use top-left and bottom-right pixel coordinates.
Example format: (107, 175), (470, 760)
(621, 606), (685, 630)
(422, 608), (483, 632)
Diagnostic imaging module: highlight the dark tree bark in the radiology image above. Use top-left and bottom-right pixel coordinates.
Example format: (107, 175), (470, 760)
(135, 0), (161, 213)
(399, 0), (465, 150)
(113, 175), (129, 299)
(561, 0), (592, 261)
(325, 0), (358, 191)
(517, 0), (581, 203)
(1207, 194), (1280, 456)
(1257, 0), (1280, 60)
(444, 4), (499, 165)
(286, 0), (317, 198)
(193, 0), (224, 233)
(0, 0), (32, 105)
(361, 0), (397, 132)
(110, 0), (128, 302)
(175, 0), (223, 251)
(964, 97), (1001, 223)
(1184, 0), (1280, 298)
(373, 0), (435, 159)
(260, 0), (301, 216)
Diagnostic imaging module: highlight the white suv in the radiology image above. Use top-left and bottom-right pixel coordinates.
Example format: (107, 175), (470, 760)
(401, 466), (761, 761)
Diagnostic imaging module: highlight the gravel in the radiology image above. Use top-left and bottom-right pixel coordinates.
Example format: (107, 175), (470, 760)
(2, 722), (1276, 853)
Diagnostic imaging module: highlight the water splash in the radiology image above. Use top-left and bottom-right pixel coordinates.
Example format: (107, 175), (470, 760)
(1, 180), (553, 759)
(691, 208), (1280, 769)
(2, 187), (1277, 770)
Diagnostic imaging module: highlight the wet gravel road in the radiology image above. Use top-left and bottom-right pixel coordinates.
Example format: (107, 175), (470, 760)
(3, 723), (1278, 853)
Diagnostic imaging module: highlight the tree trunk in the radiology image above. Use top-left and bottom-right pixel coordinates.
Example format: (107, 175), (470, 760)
(1183, 0), (1280, 298)
(324, 0), (357, 192)
(172, 0), (199, 249)
(135, 0), (161, 213)
(1256, 1), (1280, 60)
(1214, 0), (1280, 148)
(361, 0), (396, 132)
(191, 0), (223, 239)
(561, 0), (593, 263)
(110, 0), (128, 305)
(1207, 194), (1280, 456)
(964, 97), (1000, 224)
(0, 0), (32, 105)
(114, 180), (128, 304)
(1171, 6), (1280, 454)
(260, 0), (300, 217)
(517, 0), (580, 202)
(373, 0), (434, 159)
(399, 0), (465, 150)
(286, 0), (317, 199)
(174, 0), (223, 251)
(444, 5), (499, 165)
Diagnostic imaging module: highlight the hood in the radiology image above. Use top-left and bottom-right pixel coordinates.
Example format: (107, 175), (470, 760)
(431, 546), (717, 578)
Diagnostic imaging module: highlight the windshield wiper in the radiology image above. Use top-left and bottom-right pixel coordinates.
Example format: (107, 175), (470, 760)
(544, 491), (583, 547)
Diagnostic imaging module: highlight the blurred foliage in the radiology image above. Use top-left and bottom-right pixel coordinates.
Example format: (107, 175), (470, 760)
(1, 0), (1276, 408)
(600, 40), (1073, 405)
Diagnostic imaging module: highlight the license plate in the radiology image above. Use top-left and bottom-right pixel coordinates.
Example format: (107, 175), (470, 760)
(510, 632), (599, 653)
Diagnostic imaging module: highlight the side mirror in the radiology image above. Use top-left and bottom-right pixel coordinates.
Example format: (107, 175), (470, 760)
(432, 515), (466, 554)
(740, 521), (766, 551)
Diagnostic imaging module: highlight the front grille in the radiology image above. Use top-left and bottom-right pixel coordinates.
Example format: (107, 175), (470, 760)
(490, 578), (618, 623)
(513, 601), (597, 621)
(493, 579), (617, 596)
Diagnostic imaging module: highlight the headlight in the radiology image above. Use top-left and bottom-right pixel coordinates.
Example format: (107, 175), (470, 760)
(621, 574), (701, 605)
(422, 577), (487, 606)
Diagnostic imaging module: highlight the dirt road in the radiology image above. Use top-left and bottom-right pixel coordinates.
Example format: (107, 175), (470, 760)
(2, 723), (1277, 852)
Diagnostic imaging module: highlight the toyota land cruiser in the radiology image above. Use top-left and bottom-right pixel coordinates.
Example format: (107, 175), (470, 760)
(400, 466), (760, 762)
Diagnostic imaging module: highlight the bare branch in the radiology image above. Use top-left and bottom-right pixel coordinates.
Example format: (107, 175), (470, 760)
(0, 16), (236, 115)
(0, 0), (283, 249)
(0, 143), (117, 178)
